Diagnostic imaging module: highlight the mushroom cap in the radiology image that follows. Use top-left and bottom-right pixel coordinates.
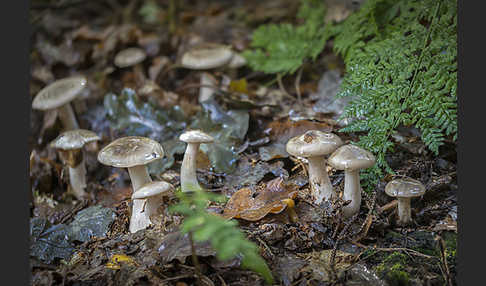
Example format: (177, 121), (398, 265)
(179, 130), (214, 144)
(385, 177), (426, 198)
(97, 136), (164, 168)
(180, 43), (233, 70)
(114, 47), (147, 68)
(328, 144), (376, 171)
(32, 76), (87, 110)
(50, 129), (100, 150)
(132, 181), (174, 200)
(286, 130), (343, 158)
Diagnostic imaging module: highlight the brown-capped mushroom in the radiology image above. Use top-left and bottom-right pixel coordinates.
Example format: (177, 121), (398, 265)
(32, 76), (87, 130)
(385, 177), (426, 225)
(131, 181), (174, 232)
(286, 130), (343, 204)
(328, 144), (376, 218)
(179, 130), (214, 192)
(97, 136), (164, 233)
(50, 129), (100, 199)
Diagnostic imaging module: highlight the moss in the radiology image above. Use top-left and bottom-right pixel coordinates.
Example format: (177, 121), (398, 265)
(375, 252), (410, 286)
(442, 232), (457, 268)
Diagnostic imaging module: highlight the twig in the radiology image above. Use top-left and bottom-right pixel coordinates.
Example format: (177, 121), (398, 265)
(294, 67), (303, 106)
(350, 241), (435, 259)
(276, 73), (293, 100)
(377, 200), (398, 213)
(436, 235), (453, 286)
(329, 213), (359, 281)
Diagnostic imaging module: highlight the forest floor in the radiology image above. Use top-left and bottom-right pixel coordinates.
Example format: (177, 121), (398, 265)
(29, 0), (457, 285)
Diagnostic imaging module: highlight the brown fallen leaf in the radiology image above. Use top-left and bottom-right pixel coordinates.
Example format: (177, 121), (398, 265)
(222, 177), (299, 221)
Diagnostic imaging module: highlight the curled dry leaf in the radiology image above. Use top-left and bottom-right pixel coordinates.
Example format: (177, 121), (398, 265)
(222, 177), (299, 221)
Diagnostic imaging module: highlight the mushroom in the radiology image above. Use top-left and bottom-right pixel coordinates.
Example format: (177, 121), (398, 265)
(180, 43), (234, 70)
(114, 47), (147, 83)
(131, 181), (174, 232)
(180, 43), (234, 103)
(384, 177), (426, 226)
(50, 129), (100, 200)
(328, 144), (376, 217)
(286, 130), (343, 204)
(32, 76), (87, 131)
(179, 130), (214, 192)
(97, 136), (164, 233)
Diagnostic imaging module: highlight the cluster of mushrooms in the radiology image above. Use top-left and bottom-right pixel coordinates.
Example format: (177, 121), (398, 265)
(32, 43), (425, 236)
(286, 130), (426, 225)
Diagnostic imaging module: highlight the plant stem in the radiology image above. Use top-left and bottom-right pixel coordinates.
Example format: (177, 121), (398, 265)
(188, 231), (202, 284)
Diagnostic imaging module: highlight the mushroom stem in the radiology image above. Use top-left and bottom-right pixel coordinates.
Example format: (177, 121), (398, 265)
(130, 199), (151, 233)
(130, 194), (163, 233)
(181, 142), (201, 192)
(127, 165), (153, 232)
(68, 157), (88, 199)
(57, 103), (79, 130)
(397, 197), (412, 225)
(342, 169), (362, 218)
(199, 73), (215, 103)
(127, 165), (152, 191)
(145, 196), (163, 218)
(307, 156), (335, 204)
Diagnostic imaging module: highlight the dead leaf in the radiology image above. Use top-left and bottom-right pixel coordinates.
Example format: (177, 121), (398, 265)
(222, 177), (298, 221)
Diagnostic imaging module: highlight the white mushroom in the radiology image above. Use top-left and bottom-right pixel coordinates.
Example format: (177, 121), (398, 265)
(385, 177), (426, 226)
(50, 129), (100, 200)
(180, 43), (234, 103)
(131, 181), (174, 231)
(179, 130), (214, 192)
(97, 136), (164, 233)
(32, 76), (87, 131)
(328, 144), (376, 218)
(286, 130), (343, 204)
(114, 47), (147, 83)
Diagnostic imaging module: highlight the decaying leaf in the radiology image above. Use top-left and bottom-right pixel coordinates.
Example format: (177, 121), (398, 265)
(105, 254), (139, 270)
(302, 249), (356, 282)
(222, 177), (298, 221)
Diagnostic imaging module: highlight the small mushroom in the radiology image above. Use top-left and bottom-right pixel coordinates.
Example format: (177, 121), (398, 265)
(180, 43), (234, 103)
(114, 47), (147, 83)
(32, 76), (87, 130)
(180, 43), (234, 70)
(384, 177), (426, 226)
(328, 144), (376, 218)
(114, 47), (147, 68)
(286, 130), (343, 204)
(97, 136), (164, 233)
(50, 129), (100, 199)
(179, 130), (214, 192)
(131, 181), (174, 232)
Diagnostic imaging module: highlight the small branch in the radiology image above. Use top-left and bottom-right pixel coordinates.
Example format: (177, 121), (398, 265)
(276, 73), (293, 100)
(377, 200), (398, 213)
(294, 67), (303, 106)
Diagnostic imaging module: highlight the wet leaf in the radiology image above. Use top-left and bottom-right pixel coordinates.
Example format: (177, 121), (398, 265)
(225, 156), (288, 189)
(30, 217), (75, 264)
(191, 98), (249, 173)
(222, 177), (298, 221)
(66, 205), (116, 242)
(158, 231), (216, 264)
